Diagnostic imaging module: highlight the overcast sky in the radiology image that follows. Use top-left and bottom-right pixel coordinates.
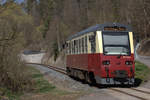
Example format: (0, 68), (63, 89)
(16, 0), (24, 3)
(0, 0), (24, 4)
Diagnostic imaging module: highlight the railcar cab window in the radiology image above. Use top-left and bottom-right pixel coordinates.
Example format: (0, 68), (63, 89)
(103, 32), (130, 55)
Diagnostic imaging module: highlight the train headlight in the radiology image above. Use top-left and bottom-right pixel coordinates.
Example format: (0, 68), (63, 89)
(125, 61), (133, 65)
(103, 61), (110, 65)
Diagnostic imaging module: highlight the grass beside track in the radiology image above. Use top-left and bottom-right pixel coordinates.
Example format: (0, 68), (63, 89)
(30, 67), (56, 93)
(0, 66), (56, 100)
(135, 61), (150, 83)
(0, 66), (80, 100)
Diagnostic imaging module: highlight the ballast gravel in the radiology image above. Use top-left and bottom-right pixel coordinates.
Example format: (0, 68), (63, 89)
(29, 64), (103, 92)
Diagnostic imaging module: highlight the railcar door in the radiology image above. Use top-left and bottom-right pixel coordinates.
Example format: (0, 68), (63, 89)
(88, 32), (100, 74)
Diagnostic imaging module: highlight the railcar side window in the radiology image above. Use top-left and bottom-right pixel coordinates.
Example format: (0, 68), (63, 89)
(89, 34), (96, 53)
(80, 39), (82, 53)
(72, 41), (75, 54)
(78, 39), (79, 54)
(85, 36), (87, 53)
(71, 41), (73, 54)
(70, 42), (71, 54)
(73, 41), (75, 54)
(79, 39), (81, 54)
(69, 42), (71, 54)
(66, 43), (69, 54)
(74, 40), (77, 54)
(79, 39), (82, 54)
(76, 40), (78, 54)
(73, 41), (74, 54)
(82, 38), (84, 53)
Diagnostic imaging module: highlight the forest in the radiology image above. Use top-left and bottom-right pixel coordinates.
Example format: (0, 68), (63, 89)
(24, 0), (150, 55)
(0, 0), (150, 97)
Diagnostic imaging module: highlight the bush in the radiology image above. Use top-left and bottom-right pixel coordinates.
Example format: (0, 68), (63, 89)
(0, 2), (34, 92)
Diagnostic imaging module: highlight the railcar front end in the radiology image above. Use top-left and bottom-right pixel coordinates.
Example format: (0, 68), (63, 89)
(94, 31), (135, 85)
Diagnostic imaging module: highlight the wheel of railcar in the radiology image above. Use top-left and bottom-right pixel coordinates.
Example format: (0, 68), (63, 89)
(89, 72), (96, 85)
(70, 68), (74, 77)
(66, 67), (71, 76)
(85, 72), (91, 84)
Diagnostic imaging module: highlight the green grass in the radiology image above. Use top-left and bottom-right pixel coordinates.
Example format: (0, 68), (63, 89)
(135, 61), (150, 82)
(0, 66), (56, 100)
(0, 87), (22, 100)
(29, 67), (56, 93)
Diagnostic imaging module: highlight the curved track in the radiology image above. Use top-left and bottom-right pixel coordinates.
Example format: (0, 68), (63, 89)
(28, 63), (150, 100)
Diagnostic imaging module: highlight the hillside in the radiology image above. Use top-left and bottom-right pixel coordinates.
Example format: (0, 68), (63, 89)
(137, 39), (150, 56)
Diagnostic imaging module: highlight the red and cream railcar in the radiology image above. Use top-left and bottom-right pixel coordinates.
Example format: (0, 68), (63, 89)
(66, 23), (135, 85)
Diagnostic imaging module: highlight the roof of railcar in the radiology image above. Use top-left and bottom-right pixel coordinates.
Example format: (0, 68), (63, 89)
(67, 23), (132, 41)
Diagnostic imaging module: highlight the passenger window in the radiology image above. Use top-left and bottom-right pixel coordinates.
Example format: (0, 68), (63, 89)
(66, 43), (69, 54)
(89, 34), (96, 53)
(85, 36), (87, 53)
(69, 42), (71, 54)
(79, 39), (80, 54)
(72, 41), (74, 54)
(78, 39), (79, 54)
(79, 39), (81, 54)
(74, 40), (76, 54)
(80, 39), (82, 53)
(71, 42), (72, 54)
(82, 38), (84, 53)
(76, 40), (78, 54)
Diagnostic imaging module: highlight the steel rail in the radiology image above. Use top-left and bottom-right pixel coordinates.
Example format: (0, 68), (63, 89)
(27, 63), (67, 74)
(110, 88), (148, 100)
(130, 88), (150, 94)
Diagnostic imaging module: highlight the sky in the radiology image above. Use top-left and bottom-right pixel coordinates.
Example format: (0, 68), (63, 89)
(0, 0), (24, 4)
(15, 0), (24, 3)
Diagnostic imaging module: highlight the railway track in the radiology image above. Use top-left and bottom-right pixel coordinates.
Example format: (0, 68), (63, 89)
(28, 63), (150, 100)
(27, 63), (67, 74)
(110, 88), (150, 100)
